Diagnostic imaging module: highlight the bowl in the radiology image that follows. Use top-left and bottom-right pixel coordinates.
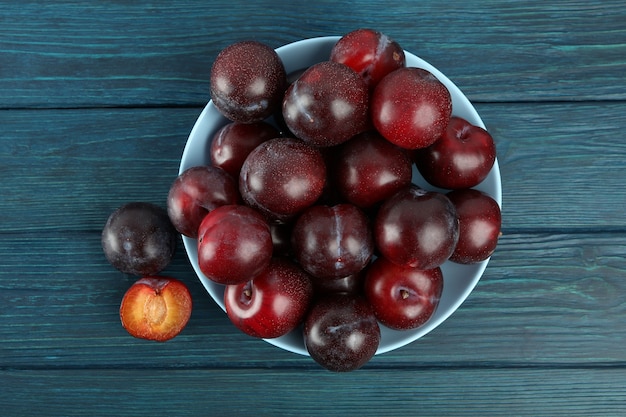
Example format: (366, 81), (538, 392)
(179, 36), (502, 356)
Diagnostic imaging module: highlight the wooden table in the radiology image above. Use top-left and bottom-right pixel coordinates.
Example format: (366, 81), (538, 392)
(2, 1), (625, 415)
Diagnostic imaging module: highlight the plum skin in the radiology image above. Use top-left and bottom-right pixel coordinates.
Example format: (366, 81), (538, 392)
(224, 258), (314, 339)
(447, 188), (502, 264)
(167, 165), (240, 238)
(282, 61), (370, 147)
(209, 121), (280, 179)
(364, 257), (443, 330)
(371, 67), (452, 150)
(375, 186), (459, 270)
(330, 28), (406, 90)
(291, 203), (374, 280)
(304, 293), (381, 372)
(197, 205), (273, 285)
(102, 202), (176, 276)
(210, 40), (287, 123)
(239, 137), (327, 221)
(333, 130), (413, 208)
(415, 116), (496, 190)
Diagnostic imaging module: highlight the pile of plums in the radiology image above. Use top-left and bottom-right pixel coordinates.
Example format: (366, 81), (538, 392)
(103, 29), (501, 372)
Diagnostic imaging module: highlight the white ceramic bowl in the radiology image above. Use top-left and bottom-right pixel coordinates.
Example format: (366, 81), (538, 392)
(179, 36), (502, 356)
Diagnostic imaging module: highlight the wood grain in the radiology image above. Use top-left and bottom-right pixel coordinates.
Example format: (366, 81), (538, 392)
(1, 1), (625, 107)
(1, 231), (625, 368)
(3, 368), (626, 417)
(2, 1), (625, 415)
(1, 103), (624, 232)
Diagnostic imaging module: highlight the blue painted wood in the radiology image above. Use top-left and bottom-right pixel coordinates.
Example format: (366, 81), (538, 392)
(4, 368), (626, 417)
(1, 103), (624, 232)
(1, 0), (626, 415)
(1, 1), (625, 107)
(1, 231), (625, 370)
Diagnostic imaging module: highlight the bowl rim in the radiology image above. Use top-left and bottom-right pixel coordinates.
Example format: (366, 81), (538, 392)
(180, 35), (502, 356)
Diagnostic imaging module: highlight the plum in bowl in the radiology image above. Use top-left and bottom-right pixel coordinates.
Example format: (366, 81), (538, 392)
(178, 36), (502, 356)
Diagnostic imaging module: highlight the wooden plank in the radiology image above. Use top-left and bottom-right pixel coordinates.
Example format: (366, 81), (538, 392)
(1, 1), (625, 107)
(2, 367), (626, 416)
(1, 231), (625, 368)
(1, 102), (624, 232)
(2, 1), (623, 413)
(476, 101), (626, 232)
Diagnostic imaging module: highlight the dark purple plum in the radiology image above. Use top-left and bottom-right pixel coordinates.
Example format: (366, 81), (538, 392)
(334, 130), (413, 208)
(239, 137), (326, 221)
(291, 203), (374, 280)
(210, 121), (280, 179)
(446, 188), (502, 264)
(102, 202), (176, 276)
(282, 61), (369, 147)
(210, 41), (287, 123)
(304, 293), (380, 372)
(167, 165), (240, 238)
(375, 185), (459, 270)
